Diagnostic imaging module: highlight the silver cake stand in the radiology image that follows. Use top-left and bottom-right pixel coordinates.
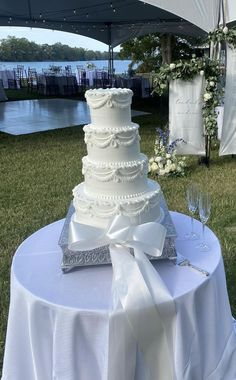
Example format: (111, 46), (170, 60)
(59, 192), (177, 272)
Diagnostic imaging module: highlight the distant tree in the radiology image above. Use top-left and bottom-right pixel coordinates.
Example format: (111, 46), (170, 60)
(119, 33), (204, 72)
(119, 34), (160, 73)
(0, 36), (120, 62)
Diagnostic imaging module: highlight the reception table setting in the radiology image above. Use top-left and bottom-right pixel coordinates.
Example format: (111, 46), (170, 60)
(2, 211), (236, 380)
(37, 73), (78, 96)
(1, 88), (236, 380)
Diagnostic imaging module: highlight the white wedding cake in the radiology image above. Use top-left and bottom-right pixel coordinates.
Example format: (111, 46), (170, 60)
(72, 88), (161, 228)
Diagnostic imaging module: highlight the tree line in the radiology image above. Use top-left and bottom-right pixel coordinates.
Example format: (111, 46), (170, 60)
(0, 36), (121, 61)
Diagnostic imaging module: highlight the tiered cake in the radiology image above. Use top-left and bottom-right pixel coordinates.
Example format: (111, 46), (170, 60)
(72, 88), (161, 228)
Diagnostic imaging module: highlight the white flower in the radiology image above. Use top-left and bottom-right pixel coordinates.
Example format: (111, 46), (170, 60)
(149, 157), (154, 164)
(159, 169), (166, 176)
(192, 54), (196, 58)
(177, 166), (182, 172)
(166, 159), (172, 166)
(165, 167), (170, 174)
(200, 70), (204, 76)
(150, 162), (158, 173)
(170, 163), (176, 171)
(166, 153), (171, 159)
(169, 63), (176, 70)
(160, 83), (167, 89)
(223, 26), (228, 34)
(209, 81), (215, 87)
(158, 163), (163, 169)
(156, 156), (162, 163)
(204, 92), (212, 101)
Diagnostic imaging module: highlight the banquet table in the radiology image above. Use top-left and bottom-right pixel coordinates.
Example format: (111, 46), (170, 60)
(0, 70), (20, 89)
(0, 80), (7, 101)
(37, 74), (77, 96)
(2, 212), (236, 380)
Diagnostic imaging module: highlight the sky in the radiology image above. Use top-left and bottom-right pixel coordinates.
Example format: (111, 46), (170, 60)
(0, 26), (120, 52)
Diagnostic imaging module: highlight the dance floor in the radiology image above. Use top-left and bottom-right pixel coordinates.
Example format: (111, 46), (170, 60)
(0, 99), (150, 135)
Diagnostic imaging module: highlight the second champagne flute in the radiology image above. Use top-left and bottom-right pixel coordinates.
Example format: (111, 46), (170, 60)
(185, 183), (199, 240)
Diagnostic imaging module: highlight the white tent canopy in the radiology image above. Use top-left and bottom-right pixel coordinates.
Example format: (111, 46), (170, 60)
(0, 0), (206, 48)
(144, 0), (236, 31)
(143, 0), (221, 32)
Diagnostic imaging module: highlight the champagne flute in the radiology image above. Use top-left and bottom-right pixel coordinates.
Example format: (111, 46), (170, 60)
(198, 192), (211, 251)
(185, 183), (199, 240)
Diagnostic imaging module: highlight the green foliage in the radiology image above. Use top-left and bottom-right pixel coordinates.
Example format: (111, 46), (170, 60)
(208, 26), (236, 48)
(120, 33), (203, 73)
(119, 34), (161, 72)
(0, 36), (120, 62)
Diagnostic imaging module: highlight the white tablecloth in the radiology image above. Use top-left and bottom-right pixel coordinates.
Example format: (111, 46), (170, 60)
(0, 80), (7, 101)
(38, 74), (77, 95)
(2, 212), (236, 380)
(0, 70), (20, 89)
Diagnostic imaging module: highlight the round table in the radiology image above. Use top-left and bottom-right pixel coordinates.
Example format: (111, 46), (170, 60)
(2, 212), (236, 380)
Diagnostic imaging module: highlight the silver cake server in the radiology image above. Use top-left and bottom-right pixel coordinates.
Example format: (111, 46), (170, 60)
(175, 254), (210, 277)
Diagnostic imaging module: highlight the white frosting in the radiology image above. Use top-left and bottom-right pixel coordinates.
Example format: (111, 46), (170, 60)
(72, 88), (161, 228)
(83, 123), (140, 162)
(82, 154), (148, 197)
(73, 180), (161, 229)
(85, 88), (133, 128)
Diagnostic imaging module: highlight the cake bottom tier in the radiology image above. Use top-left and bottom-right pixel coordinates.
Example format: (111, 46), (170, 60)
(73, 179), (161, 228)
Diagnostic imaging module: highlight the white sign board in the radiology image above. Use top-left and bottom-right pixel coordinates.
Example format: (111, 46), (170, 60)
(219, 45), (236, 155)
(169, 76), (205, 155)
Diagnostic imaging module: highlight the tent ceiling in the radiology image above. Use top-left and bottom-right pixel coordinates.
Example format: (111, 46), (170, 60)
(0, 0), (206, 47)
(143, 0), (221, 33)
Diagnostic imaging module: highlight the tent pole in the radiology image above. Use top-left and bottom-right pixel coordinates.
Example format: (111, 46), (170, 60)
(111, 47), (114, 86)
(204, 0), (224, 167)
(107, 23), (112, 86)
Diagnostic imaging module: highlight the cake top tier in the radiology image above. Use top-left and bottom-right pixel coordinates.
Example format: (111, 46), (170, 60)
(85, 88), (133, 110)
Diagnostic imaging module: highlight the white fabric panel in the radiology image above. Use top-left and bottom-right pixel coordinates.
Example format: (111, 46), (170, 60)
(142, 0), (221, 32)
(169, 76), (205, 155)
(220, 45), (236, 155)
(2, 213), (236, 380)
(215, 106), (224, 140)
(224, 0), (236, 24)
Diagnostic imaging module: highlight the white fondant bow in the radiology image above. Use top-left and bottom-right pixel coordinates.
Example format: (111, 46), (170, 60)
(68, 214), (166, 257)
(68, 214), (175, 380)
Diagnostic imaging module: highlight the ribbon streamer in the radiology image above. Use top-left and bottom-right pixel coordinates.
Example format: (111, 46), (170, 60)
(68, 215), (175, 380)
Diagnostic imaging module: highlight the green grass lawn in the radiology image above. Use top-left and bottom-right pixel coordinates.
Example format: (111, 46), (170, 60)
(0, 93), (235, 371)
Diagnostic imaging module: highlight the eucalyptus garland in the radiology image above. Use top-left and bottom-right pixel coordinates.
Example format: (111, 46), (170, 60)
(208, 26), (236, 48)
(152, 57), (221, 137)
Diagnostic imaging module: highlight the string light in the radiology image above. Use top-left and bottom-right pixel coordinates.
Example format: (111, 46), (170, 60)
(73, 9), (76, 14)
(39, 13), (42, 18)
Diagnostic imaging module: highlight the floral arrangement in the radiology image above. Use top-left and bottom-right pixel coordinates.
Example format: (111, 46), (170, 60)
(48, 65), (62, 74)
(86, 62), (96, 69)
(149, 128), (187, 177)
(152, 57), (221, 137)
(208, 26), (236, 48)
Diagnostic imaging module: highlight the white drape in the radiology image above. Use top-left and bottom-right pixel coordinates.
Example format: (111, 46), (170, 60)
(224, 0), (236, 24)
(169, 75), (205, 155)
(219, 44), (236, 155)
(142, 0), (221, 32)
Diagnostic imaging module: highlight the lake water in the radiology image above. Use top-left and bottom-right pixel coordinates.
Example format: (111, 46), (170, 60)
(0, 60), (132, 74)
